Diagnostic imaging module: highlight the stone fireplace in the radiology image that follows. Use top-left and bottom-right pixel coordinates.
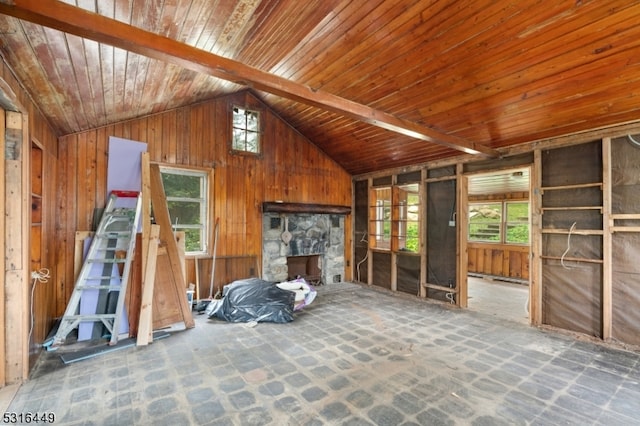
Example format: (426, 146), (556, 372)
(262, 206), (347, 285)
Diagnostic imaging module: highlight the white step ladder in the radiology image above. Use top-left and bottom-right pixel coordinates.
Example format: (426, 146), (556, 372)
(48, 191), (142, 348)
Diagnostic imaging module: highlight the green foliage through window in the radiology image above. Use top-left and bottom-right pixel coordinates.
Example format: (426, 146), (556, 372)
(468, 201), (528, 244)
(159, 166), (209, 253)
(232, 106), (260, 154)
(398, 184), (420, 252)
(369, 183), (421, 252)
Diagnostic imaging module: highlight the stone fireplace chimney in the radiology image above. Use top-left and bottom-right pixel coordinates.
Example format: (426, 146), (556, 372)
(261, 203), (350, 285)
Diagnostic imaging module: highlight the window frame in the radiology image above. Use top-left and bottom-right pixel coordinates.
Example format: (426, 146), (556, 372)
(370, 187), (392, 250)
(504, 200), (530, 245)
(468, 200), (529, 245)
(394, 183), (420, 253)
(157, 164), (213, 256)
(231, 105), (261, 155)
(369, 183), (421, 253)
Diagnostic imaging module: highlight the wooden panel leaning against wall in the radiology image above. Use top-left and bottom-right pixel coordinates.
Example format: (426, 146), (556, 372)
(56, 90), (353, 316)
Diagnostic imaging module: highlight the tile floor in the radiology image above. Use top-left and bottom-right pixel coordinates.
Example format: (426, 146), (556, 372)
(6, 282), (640, 425)
(467, 276), (529, 325)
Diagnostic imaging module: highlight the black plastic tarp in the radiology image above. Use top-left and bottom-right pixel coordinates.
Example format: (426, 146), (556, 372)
(206, 278), (295, 323)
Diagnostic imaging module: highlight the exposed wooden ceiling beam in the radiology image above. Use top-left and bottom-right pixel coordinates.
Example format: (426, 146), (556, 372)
(0, 0), (500, 157)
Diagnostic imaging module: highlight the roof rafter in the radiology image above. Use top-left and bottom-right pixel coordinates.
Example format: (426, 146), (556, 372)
(0, 0), (500, 157)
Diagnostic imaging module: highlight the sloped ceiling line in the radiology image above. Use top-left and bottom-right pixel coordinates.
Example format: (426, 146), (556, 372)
(0, 0), (499, 158)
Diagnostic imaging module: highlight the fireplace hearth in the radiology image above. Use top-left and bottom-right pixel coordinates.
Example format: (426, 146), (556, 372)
(287, 254), (322, 285)
(262, 212), (345, 285)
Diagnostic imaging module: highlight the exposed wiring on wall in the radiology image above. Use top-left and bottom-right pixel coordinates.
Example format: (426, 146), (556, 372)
(446, 291), (455, 304)
(28, 268), (51, 347)
(445, 279), (455, 304)
(356, 231), (369, 282)
(560, 222), (577, 269)
(627, 134), (640, 148)
(449, 180), (457, 226)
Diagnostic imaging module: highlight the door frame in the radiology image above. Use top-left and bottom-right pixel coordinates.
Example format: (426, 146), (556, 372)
(458, 164), (536, 324)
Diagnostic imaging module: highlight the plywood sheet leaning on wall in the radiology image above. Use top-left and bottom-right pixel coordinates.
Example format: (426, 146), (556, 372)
(149, 163), (194, 329)
(126, 232), (188, 333)
(151, 233), (188, 328)
(610, 136), (640, 346)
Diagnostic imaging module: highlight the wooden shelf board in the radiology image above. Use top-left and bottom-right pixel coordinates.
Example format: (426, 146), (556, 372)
(540, 182), (602, 192)
(541, 228), (603, 235)
(540, 255), (603, 264)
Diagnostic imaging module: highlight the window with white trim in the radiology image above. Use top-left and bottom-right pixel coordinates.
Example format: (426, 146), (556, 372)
(159, 166), (210, 254)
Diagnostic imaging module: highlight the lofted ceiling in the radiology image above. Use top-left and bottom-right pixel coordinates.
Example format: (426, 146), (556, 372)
(1, 1), (640, 176)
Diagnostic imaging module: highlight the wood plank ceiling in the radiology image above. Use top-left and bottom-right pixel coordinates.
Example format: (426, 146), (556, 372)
(0, 0), (639, 176)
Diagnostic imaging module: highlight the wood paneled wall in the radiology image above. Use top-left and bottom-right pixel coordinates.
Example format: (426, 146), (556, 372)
(467, 242), (529, 281)
(1, 58), (58, 382)
(56, 91), (352, 316)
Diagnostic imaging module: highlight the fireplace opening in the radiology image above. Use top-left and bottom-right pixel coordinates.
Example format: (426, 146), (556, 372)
(287, 255), (322, 285)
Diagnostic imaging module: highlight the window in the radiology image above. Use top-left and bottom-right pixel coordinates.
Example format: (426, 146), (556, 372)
(232, 106), (260, 154)
(370, 187), (391, 249)
(369, 183), (421, 252)
(469, 202), (501, 242)
(396, 183), (420, 252)
(159, 166), (210, 254)
(505, 201), (529, 244)
(468, 201), (529, 244)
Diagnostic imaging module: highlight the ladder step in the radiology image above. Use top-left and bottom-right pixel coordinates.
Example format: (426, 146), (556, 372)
(61, 314), (117, 321)
(84, 276), (123, 281)
(86, 258), (128, 264)
(96, 232), (131, 238)
(92, 248), (129, 254)
(75, 285), (121, 291)
(104, 212), (134, 217)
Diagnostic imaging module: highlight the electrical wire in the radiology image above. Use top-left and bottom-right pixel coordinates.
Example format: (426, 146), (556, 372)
(560, 222), (577, 269)
(356, 231), (369, 282)
(28, 268), (51, 347)
(628, 134), (640, 148)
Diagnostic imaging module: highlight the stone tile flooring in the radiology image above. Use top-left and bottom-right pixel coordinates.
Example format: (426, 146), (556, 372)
(8, 282), (640, 425)
(467, 276), (529, 325)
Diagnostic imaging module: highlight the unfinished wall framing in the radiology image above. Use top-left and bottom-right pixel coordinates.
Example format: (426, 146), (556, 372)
(539, 141), (604, 337)
(353, 131), (640, 348)
(1, 63), (59, 382)
(609, 135), (640, 346)
(353, 179), (369, 284)
(354, 165), (459, 304)
(425, 167), (458, 303)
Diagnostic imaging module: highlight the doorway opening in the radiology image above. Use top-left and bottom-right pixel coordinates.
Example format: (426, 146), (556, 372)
(465, 167), (531, 324)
